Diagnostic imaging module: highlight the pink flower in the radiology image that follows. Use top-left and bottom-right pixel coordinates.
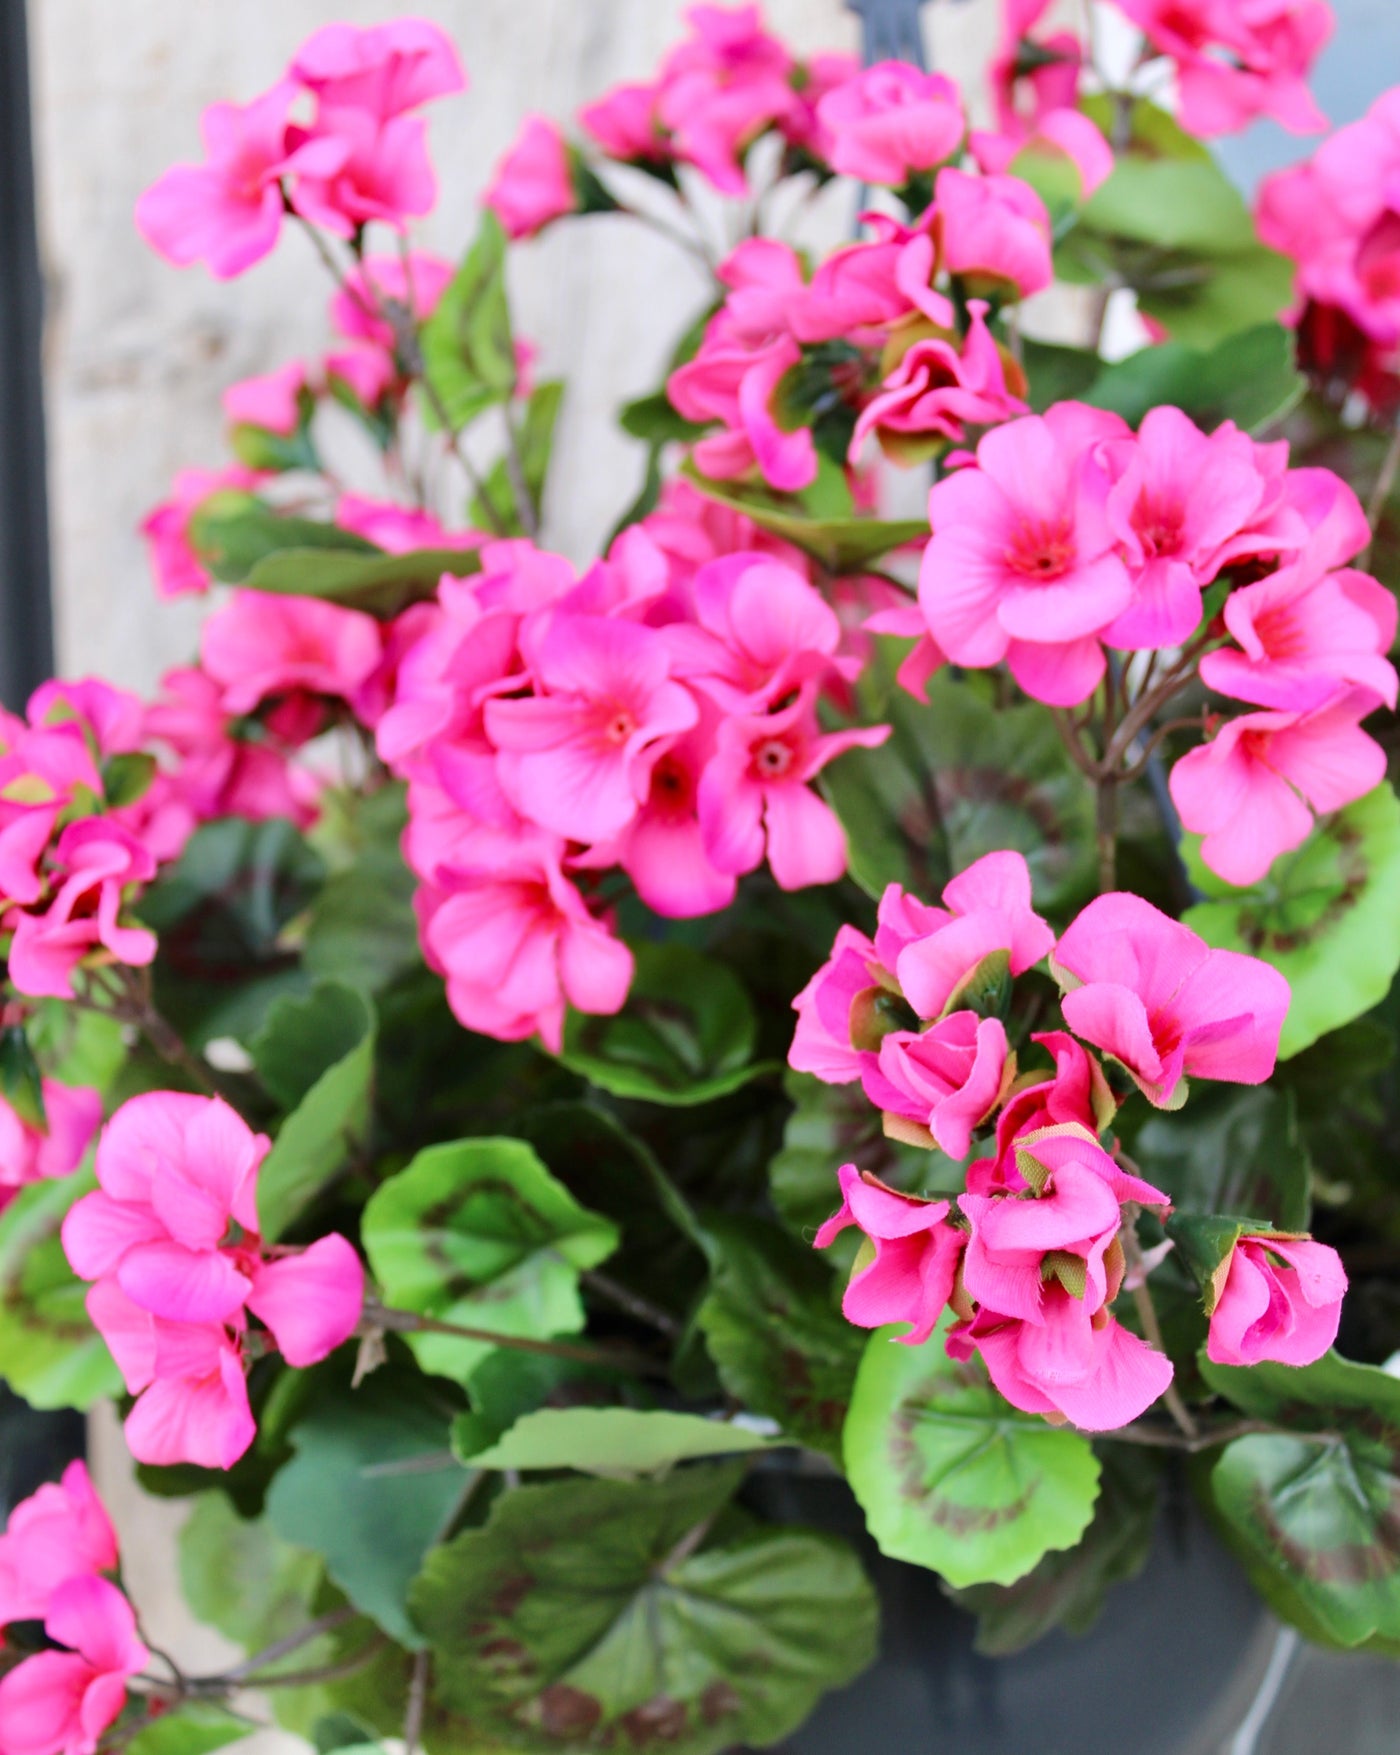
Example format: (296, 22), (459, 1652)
(894, 850), (1055, 1023)
(579, 82), (668, 163)
(863, 1012), (1012, 1158)
(485, 615), (699, 844)
(1116, 0), (1330, 137)
(0, 1464), (118, 1629)
(288, 106), (437, 237)
(789, 923), (885, 1085)
(697, 686), (888, 891)
(246, 1234), (366, 1368)
(140, 465), (264, 599)
(1206, 1232), (1347, 1367)
(1052, 893), (1291, 1105)
(334, 493), (476, 554)
(849, 301), (1027, 466)
(815, 1165), (965, 1345)
(134, 81), (343, 278)
(222, 360), (307, 435)
(329, 252), (454, 350)
(676, 552), (849, 710)
(973, 1030), (1116, 1194)
(935, 167), (1053, 300)
(1170, 691), (1386, 886)
(483, 116), (578, 240)
(419, 843), (633, 1051)
(816, 62), (964, 187)
(952, 1289), (1174, 1430)
(0, 1081), (103, 1198)
(200, 590), (384, 714)
(7, 822), (157, 1000)
(918, 403), (1132, 707)
(1101, 407), (1288, 650)
(0, 1575), (148, 1755)
(290, 19), (465, 119)
(655, 4), (797, 195)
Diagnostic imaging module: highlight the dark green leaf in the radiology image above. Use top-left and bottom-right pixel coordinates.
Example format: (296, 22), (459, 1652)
(1201, 1349), (1400, 1646)
(179, 1490), (333, 1669)
(1086, 323), (1304, 434)
(843, 1313), (1102, 1587)
(240, 546), (480, 620)
(769, 1070), (934, 1240)
(950, 1447), (1160, 1654)
(559, 942), (771, 1106)
(0, 1025), (46, 1131)
(456, 1407), (772, 1476)
(696, 1215), (864, 1461)
(1132, 1085), (1311, 1232)
(251, 980), (374, 1113)
(409, 1465), (878, 1754)
(419, 212), (516, 431)
(680, 465), (926, 572)
(619, 390), (707, 446)
(102, 751), (158, 812)
(1183, 783), (1400, 1059)
(266, 1372), (469, 1646)
(361, 1137), (619, 1382)
(1021, 340), (1103, 414)
(189, 492), (374, 583)
(304, 787), (421, 996)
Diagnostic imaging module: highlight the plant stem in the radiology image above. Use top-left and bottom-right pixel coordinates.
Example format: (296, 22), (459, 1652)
(1119, 1212), (1197, 1440)
(222, 1606), (358, 1682)
(580, 1269), (682, 1339)
(404, 1649), (430, 1755)
(362, 1298), (667, 1376)
(1362, 416), (1400, 571)
(500, 402), (540, 538)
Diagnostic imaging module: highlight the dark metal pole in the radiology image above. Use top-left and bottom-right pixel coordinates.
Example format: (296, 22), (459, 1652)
(0, 0), (56, 711)
(845, 0), (931, 69)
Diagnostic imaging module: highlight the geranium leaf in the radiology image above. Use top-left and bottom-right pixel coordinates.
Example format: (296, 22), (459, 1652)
(408, 1466), (878, 1754)
(455, 1407), (773, 1477)
(680, 464), (926, 571)
(843, 1313), (1102, 1587)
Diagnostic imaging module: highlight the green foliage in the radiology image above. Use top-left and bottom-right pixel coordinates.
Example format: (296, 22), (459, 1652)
(235, 546), (481, 619)
(825, 663), (1096, 913)
(266, 1371), (469, 1647)
(1183, 783), (1400, 1059)
(1131, 1085), (1311, 1232)
(696, 1215), (864, 1461)
(362, 1137), (619, 1381)
(180, 1491), (334, 1670)
(0, 1175), (121, 1410)
(0, 1024), (46, 1131)
(1085, 323), (1304, 433)
(680, 465), (927, 571)
(1201, 1350), (1400, 1646)
(256, 985), (376, 1242)
(409, 1465), (879, 1754)
(843, 1314), (1102, 1587)
(559, 942), (772, 1105)
(123, 1704), (254, 1755)
(456, 1407), (773, 1477)
(303, 785), (420, 997)
(471, 380), (565, 534)
(420, 212), (517, 430)
(950, 1448), (1161, 1654)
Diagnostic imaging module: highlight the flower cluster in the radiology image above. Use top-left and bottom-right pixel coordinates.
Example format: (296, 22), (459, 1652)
(377, 514), (888, 1050)
(0, 1077), (101, 1219)
(61, 1094), (364, 1470)
(975, 0), (1112, 194)
(0, 1464), (147, 1755)
(795, 855), (1346, 1429)
(135, 20), (465, 278)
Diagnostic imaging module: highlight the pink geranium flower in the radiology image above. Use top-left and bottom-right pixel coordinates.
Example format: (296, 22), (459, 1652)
(329, 251), (455, 350)
(290, 19), (466, 118)
(200, 590), (384, 715)
(136, 81), (346, 278)
(1170, 691), (1387, 886)
(655, 3), (797, 194)
(675, 552), (850, 709)
(485, 614), (699, 844)
(222, 360), (307, 436)
(972, 1030), (1116, 1195)
(483, 117), (578, 240)
(140, 465), (264, 599)
(697, 686), (888, 891)
(288, 106), (437, 237)
(894, 850), (1056, 1023)
(816, 62), (964, 187)
(863, 1012), (1012, 1158)
(1206, 1232), (1347, 1367)
(0, 1575), (148, 1755)
(7, 821), (157, 1000)
(1052, 893), (1291, 1105)
(935, 167), (1054, 299)
(0, 1463), (118, 1630)
(815, 1165), (965, 1345)
(579, 81), (668, 163)
(0, 1081), (103, 1198)
(918, 403), (1132, 707)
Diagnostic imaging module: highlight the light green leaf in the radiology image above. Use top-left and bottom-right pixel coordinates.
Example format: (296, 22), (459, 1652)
(266, 1372), (469, 1647)
(419, 212), (516, 432)
(559, 942), (771, 1106)
(239, 546), (480, 620)
(470, 380), (565, 535)
(1182, 783), (1400, 1059)
(409, 1466), (878, 1755)
(681, 465), (926, 572)
(843, 1314), (1102, 1587)
(361, 1137), (619, 1382)
(189, 492), (373, 582)
(123, 1703), (254, 1755)
(456, 1407), (772, 1477)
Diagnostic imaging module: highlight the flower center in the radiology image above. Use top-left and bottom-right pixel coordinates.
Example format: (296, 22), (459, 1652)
(603, 709), (636, 746)
(1134, 499), (1185, 559)
(1250, 603), (1308, 660)
(651, 754), (692, 811)
(754, 738), (795, 778)
(1004, 517), (1075, 582)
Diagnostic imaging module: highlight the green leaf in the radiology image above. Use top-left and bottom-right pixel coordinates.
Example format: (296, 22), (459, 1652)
(1200, 1350), (1400, 1646)
(420, 212), (516, 431)
(102, 751), (158, 812)
(1182, 783), (1400, 1059)
(1086, 323), (1304, 434)
(471, 380), (565, 535)
(680, 465), (927, 572)
(456, 1407), (773, 1477)
(0, 1025), (46, 1131)
(304, 785), (420, 996)
(696, 1216), (864, 1461)
(409, 1466), (879, 1754)
(28, 1003), (126, 1095)
(123, 1704), (253, 1755)
(256, 987), (375, 1242)
(1021, 339), (1103, 415)
(0, 1175), (122, 1410)
(361, 1137), (619, 1382)
(266, 1372), (469, 1647)
(824, 664), (1096, 913)
(843, 1314), (1102, 1587)
(180, 1491), (332, 1668)
(1082, 158), (1259, 255)
(1131, 1085), (1311, 1232)
(240, 546), (480, 620)
(189, 492), (373, 582)
(770, 1070), (933, 1239)
(950, 1447), (1160, 1655)
(558, 942), (771, 1106)
(619, 390), (707, 446)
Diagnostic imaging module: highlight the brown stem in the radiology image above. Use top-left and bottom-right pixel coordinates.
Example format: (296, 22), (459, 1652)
(403, 1649), (430, 1755)
(1119, 1211), (1197, 1440)
(580, 1269), (682, 1339)
(222, 1606), (358, 1682)
(1119, 716), (1207, 784)
(1105, 1417), (1278, 1455)
(1361, 417), (1400, 572)
(363, 1298), (667, 1376)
